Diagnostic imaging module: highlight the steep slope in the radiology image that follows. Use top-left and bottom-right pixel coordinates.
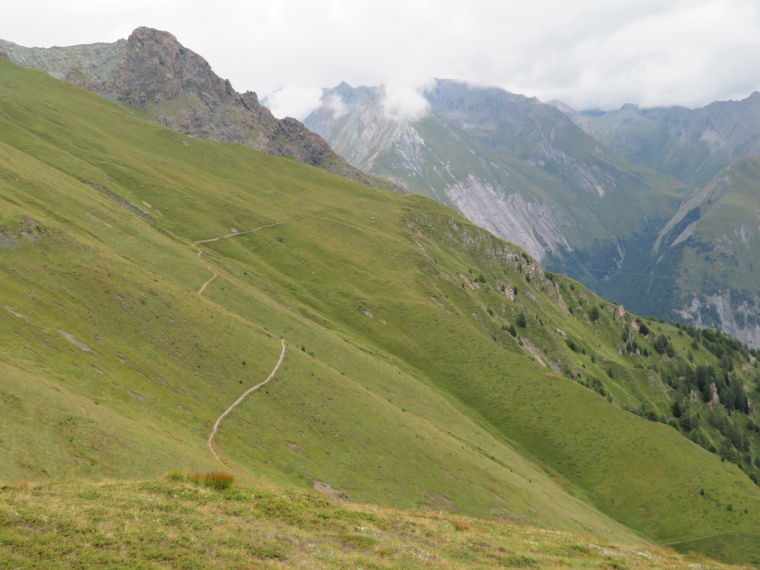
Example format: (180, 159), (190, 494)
(635, 157), (760, 345)
(5, 60), (760, 565)
(0, 58), (643, 541)
(0, 27), (395, 191)
(561, 93), (760, 188)
(558, 93), (760, 344)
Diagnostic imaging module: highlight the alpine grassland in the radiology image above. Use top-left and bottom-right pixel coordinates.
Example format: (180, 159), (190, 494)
(0, 476), (747, 569)
(3, 59), (760, 567)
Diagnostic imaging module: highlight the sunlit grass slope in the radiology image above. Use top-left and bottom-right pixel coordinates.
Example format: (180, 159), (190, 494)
(2, 59), (760, 565)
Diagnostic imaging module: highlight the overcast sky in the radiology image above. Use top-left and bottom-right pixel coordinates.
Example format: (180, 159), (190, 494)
(4, 0), (760, 119)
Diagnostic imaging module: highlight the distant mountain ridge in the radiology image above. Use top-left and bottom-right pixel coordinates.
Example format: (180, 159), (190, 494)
(560, 93), (760, 188)
(0, 27), (397, 190)
(553, 96), (760, 346)
(305, 79), (687, 262)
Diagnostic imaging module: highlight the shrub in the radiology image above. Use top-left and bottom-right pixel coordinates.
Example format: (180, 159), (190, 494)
(450, 519), (471, 531)
(188, 471), (235, 490)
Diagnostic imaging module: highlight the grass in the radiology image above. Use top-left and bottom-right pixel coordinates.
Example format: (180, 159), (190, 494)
(0, 476), (749, 569)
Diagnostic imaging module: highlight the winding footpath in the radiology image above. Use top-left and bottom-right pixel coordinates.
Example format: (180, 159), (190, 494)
(194, 193), (405, 464)
(207, 338), (287, 463)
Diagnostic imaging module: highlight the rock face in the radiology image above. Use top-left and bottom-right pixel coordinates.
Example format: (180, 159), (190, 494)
(0, 28), (395, 190)
(644, 157), (760, 347)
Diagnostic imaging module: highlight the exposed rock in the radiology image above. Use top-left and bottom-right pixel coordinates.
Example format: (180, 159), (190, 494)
(676, 291), (760, 349)
(708, 383), (720, 406)
(445, 180), (571, 261)
(0, 28), (398, 191)
(305, 79), (686, 276)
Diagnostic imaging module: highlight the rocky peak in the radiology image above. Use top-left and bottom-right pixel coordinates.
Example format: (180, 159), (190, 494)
(104, 27), (229, 109)
(0, 28), (397, 190)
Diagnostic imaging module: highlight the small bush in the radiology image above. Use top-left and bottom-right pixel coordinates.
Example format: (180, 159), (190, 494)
(188, 471), (235, 490)
(164, 470), (185, 482)
(450, 519), (471, 531)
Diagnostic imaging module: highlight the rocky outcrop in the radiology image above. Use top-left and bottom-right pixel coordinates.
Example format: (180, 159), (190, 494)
(0, 28), (396, 190)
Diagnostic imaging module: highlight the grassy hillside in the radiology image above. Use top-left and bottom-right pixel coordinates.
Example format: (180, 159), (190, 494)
(3, 59), (760, 566)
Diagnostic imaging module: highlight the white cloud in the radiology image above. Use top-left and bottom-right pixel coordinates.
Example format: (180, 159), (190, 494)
(262, 86), (322, 120)
(380, 80), (432, 122)
(321, 93), (349, 119)
(3, 0), (760, 111)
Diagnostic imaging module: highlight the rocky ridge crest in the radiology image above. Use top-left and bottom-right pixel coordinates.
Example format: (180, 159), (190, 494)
(0, 28), (396, 190)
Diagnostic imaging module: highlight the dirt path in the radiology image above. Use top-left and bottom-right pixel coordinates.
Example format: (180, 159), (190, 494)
(195, 249), (218, 295)
(192, 193), (406, 296)
(208, 338), (287, 463)
(197, 193), (404, 464)
(195, 193), (404, 246)
(659, 525), (760, 547)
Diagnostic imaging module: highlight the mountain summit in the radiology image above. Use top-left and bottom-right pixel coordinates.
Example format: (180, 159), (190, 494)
(0, 28), (395, 190)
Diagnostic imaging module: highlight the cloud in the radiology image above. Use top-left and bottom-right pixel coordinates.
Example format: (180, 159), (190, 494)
(3, 0), (760, 111)
(262, 86), (322, 120)
(380, 80), (433, 122)
(321, 93), (349, 119)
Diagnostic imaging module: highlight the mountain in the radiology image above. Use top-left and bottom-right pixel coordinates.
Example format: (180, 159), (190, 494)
(5, 56), (760, 566)
(560, 93), (760, 188)
(551, 95), (760, 344)
(305, 81), (760, 349)
(305, 79), (687, 263)
(640, 157), (760, 346)
(0, 27), (396, 191)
